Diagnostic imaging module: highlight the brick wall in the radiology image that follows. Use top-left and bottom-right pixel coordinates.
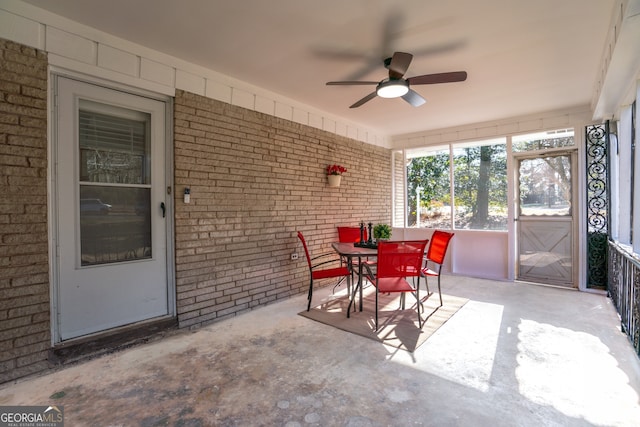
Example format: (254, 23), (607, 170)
(0, 38), (392, 383)
(0, 40), (50, 383)
(174, 90), (391, 328)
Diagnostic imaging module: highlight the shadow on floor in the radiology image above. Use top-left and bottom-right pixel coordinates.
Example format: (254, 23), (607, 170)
(1, 275), (639, 426)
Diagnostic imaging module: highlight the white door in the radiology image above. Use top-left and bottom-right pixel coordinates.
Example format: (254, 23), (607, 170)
(516, 153), (576, 287)
(53, 76), (172, 341)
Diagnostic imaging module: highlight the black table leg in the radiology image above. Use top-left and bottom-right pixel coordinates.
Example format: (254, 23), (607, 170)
(358, 257), (364, 312)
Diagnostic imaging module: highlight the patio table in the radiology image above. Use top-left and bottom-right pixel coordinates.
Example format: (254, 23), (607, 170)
(331, 242), (378, 316)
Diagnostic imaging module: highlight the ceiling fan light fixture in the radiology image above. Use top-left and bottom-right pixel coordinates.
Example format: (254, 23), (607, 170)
(376, 79), (409, 98)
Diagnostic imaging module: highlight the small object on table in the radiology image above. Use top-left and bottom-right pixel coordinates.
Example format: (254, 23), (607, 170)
(354, 221), (377, 248)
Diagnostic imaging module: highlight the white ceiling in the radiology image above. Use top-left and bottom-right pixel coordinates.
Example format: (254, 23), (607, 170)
(24, 0), (616, 137)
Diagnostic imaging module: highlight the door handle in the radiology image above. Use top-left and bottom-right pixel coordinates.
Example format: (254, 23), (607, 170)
(160, 202), (166, 218)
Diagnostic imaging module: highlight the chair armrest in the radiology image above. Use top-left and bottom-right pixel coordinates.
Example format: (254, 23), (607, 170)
(311, 253), (347, 270)
(311, 251), (337, 262)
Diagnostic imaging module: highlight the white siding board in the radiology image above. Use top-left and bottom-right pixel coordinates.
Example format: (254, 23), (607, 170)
(254, 95), (275, 115)
(0, 10), (44, 49)
(308, 112), (323, 130)
(232, 88), (255, 110)
(347, 126), (357, 140)
(423, 134), (441, 145)
(357, 128), (368, 143)
(477, 126), (498, 138)
(518, 119), (543, 133)
(98, 44), (138, 77)
(141, 58), (174, 87)
(323, 118), (336, 134)
(47, 26), (96, 65)
(48, 54), (175, 96)
(205, 80), (231, 104)
(543, 114), (571, 129)
(176, 69), (205, 95)
(274, 102), (292, 120)
(497, 122), (519, 135)
(458, 129), (477, 141)
(442, 131), (458, 142)
(292, 108), (308, 125)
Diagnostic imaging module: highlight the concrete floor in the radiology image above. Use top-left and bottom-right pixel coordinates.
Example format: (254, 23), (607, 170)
(1, 276), (640, 426)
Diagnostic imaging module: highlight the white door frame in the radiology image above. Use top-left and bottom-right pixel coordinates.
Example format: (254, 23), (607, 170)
(49, 71), (175, 344)
(513, 149), (578, 287)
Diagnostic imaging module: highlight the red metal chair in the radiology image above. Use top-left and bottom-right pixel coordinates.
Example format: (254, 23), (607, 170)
(421, 230), (454, 307)
(337, 226), (367, 243)
(336, 226), (374, 286)
(361, 240), (428, 331)
(297, 231), (351, 311)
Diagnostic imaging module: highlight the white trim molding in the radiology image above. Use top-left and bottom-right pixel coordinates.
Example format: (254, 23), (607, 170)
(0, 0), (389, 148)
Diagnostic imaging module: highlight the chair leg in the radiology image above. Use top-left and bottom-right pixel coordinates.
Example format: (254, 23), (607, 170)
(347, 275), (358, 318)
(416, 282), (423, 328)
(375, 287), (379, 332)
(332, 276), (347, 294)
(307, 278), (313, 311)
(437, 274), (443, 307)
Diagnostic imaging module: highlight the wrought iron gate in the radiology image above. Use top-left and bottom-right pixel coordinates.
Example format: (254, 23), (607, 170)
(585, 123), (609, 289)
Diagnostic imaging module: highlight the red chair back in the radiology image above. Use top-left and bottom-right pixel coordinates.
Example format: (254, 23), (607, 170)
(376, 240), (428, 279)
(426, 231), (454, 265)
(297, 232), (313, 269)
(337, 226), (367, 243)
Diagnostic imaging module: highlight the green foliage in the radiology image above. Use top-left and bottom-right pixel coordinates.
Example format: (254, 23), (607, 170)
(407, 143), (508, 229)
(406, 152), (450, 215)
(373, 223), (392, 240)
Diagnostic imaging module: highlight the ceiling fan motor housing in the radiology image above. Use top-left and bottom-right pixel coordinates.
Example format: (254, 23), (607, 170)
(377, 78), (409, 98)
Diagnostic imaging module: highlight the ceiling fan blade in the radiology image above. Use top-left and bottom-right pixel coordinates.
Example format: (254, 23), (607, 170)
(401, 89), (426, 107)
(326, 81), (379, 86)
(407, 71), (467, 85)
(388, 51), (413, 79)
(350, 92), (378, 108)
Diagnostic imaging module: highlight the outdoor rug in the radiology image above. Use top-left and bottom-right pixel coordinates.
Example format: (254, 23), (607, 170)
(299, 285), (468, 352)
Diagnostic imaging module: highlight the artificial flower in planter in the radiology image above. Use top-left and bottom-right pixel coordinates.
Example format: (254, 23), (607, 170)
(326, 164), (347, 175)
(326, 164), (347, 187)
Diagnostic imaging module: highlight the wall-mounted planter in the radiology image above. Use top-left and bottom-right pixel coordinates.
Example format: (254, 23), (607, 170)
(328, 175), (342, 187)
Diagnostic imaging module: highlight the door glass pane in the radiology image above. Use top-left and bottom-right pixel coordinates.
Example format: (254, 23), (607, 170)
(519, 155), (571, 216)
(78, 101), (152, 266)
(80, 187), (151, 265)
(79, 104), (150, 184)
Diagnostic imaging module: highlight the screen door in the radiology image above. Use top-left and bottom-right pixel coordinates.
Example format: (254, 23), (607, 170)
(54, 76), (172, 341)
(516, 153), (575, 287)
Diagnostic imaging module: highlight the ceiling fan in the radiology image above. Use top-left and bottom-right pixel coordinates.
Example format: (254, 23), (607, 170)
(326, 51), (467, 108)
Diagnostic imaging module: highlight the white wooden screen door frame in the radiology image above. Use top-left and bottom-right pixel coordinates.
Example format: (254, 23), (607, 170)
(515, 151), (577, 287)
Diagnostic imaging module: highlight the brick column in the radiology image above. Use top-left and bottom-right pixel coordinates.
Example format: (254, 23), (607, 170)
(0, 39), (51, 383)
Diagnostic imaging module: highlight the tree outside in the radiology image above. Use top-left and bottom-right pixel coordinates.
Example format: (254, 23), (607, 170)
(407, 141), (508, 230)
